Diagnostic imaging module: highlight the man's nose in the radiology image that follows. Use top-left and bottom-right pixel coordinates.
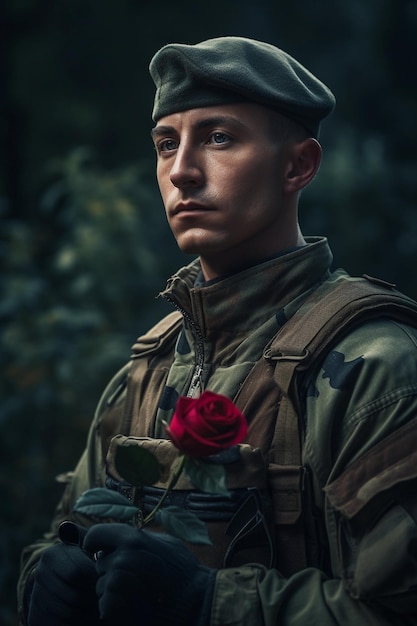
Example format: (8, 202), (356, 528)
(169, 145), (204, 189)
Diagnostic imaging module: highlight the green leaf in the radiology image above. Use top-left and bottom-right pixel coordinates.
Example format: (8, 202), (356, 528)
(74, 487), (140, 521)
(115, 445), (161, 487)
(156, 506), (212, 545)
(185, 458), (229, 496)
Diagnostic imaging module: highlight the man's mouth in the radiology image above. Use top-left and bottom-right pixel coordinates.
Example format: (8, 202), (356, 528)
(173, 202), (213, 216)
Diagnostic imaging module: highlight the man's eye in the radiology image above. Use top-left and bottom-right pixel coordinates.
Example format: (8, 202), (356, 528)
(158, 139), (178, 152)
(209, 132), (230, 145)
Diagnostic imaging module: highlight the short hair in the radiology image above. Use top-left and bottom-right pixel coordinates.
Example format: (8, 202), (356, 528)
(266, 109), (311, 145)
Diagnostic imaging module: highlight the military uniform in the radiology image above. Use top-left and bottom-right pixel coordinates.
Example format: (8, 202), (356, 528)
(18, 237), (417, 624)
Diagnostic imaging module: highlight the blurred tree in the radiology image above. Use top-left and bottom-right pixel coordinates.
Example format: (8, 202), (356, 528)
(0, 150), (184, 624)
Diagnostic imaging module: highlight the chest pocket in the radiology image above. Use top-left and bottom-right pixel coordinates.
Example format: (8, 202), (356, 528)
(105, 435), (276, 569)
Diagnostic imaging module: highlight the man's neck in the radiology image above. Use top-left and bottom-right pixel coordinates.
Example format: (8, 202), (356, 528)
(199, 234), (307, 282)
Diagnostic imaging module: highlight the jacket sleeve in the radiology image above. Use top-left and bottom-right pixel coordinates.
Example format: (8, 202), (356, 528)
(16, 363), (129, 625)
(17, 449), (94, 623)
(212, 425), (417, 625)
(210, 319), (417, 625)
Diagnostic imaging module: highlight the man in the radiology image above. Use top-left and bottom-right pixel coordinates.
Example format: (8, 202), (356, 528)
(19, 36), (417, 625)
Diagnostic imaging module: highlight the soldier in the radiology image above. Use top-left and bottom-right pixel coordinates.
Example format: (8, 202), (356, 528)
(19, 36), (417, 625)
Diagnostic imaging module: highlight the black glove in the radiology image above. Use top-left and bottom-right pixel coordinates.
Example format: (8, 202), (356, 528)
(27, 524), (101, 626)
(83, 523), (216, 626)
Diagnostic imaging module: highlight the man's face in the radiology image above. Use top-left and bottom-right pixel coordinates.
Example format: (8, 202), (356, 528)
(152, 102), (296, 279)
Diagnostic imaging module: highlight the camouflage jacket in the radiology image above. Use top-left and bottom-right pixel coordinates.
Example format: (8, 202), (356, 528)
(18, 236), (417, 625)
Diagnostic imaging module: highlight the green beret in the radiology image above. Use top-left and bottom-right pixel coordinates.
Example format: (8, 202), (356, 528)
(149, 36), (335, 137)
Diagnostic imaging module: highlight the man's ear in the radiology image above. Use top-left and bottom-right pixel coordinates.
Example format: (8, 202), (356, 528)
(283, 138), (322, 194)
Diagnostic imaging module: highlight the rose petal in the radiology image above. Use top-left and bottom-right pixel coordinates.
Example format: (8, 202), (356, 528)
(167, 391), (247, 458)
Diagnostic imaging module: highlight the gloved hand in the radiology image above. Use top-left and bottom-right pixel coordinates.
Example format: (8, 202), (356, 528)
(27, 524), (101, 626)
(83, 523), (216, 626)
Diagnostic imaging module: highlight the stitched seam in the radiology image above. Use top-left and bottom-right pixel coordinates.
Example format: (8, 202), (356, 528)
(389, 319), (417, 348)
(345, 384), (417, 431)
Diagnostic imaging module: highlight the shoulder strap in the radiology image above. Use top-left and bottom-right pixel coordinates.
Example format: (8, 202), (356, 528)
(97, 311), (183, 461)
(122, 311), (183, 435)
(267, 270), (417, 465)
(236, 270), (417, 574)
(130, 310), (183, 357)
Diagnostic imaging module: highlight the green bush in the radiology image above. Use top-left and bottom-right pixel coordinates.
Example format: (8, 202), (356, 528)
(0, 150), (185, 624)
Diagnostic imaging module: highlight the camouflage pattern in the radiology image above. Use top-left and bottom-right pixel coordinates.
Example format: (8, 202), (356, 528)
(18, 236), (417, 624)
(152, 237), (330, 432)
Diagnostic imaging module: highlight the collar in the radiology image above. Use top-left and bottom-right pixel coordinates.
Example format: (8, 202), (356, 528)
(160, 237), (333, 339)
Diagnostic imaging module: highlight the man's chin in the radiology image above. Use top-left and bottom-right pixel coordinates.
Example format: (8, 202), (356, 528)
(175, 233), (223, 256)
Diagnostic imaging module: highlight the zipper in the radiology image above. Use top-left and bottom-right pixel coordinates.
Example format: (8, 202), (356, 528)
(164, 294), (205, 398)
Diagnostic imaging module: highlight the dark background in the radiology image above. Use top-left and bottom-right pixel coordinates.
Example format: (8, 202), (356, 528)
(1, 1), (416, 623)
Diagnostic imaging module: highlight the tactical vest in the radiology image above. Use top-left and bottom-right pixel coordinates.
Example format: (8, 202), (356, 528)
(100, 269), (417, 576)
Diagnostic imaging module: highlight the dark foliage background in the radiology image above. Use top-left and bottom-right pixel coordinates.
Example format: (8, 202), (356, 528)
(1, 1), (416, 623)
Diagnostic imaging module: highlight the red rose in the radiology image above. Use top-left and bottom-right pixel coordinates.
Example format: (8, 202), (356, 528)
(166, 391), (248, 458)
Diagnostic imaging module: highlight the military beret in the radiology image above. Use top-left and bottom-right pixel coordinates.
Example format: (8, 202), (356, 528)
(149, 36), (335, 137)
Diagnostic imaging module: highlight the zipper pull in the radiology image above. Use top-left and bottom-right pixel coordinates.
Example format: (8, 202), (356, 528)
(187, 365), (203, 398)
